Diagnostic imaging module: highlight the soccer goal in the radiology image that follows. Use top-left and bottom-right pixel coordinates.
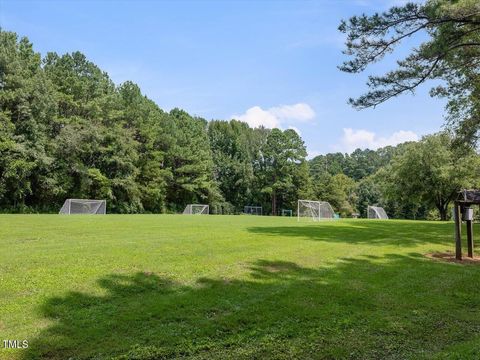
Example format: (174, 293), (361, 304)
(297, 200), (335, 221)
(282, 209), (293, 217)
(244, 206), (262, 215)
(367, 205), (389, 219)
(59, 199), (106, 215)
(183, 204), (209, 215)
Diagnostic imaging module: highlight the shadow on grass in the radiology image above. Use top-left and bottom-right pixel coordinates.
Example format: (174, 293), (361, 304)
(24, 254), (480, 359)
(248, 221), (458, 247)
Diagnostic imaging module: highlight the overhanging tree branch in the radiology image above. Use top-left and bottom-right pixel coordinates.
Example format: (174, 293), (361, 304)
(339, 0), (480, 139)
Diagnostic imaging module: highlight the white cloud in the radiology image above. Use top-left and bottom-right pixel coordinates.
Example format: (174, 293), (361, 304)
(231, 103), (315, 129)
(232, 106), (280, 128)
(338, 128), (419, 153)
(270, 103), (315, 123)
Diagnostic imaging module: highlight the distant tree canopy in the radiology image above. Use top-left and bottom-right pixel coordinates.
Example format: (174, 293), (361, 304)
(340, 0), (480, 145)
(309, 146), (403, 181)
(1, 29), (479, 219)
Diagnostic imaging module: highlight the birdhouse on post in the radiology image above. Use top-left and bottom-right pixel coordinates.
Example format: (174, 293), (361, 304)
(454, 190), (480, 260)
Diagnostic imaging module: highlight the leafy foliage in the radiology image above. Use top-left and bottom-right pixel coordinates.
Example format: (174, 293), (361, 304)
(383, 133), (480, 220)
(257, 128), (310, 215)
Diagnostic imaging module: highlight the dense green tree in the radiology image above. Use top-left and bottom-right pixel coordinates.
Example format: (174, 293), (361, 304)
(43, 51), (116, 123)
(384, 132), (480, 220)
(117, 82), (172, 212)
(208, 120), (256, 213)
(313, 173), (356, 217)
(363, 167), (427, 220)
(166, 109), (220, 211)
(339, 0), (480, 144)
(310, 152), (346, 178)
(356, 175), (384, 218)
(0, 30), (57, 210)
(43, 51), (146, 213)
(344, 149), (380, 180)
(258, 129), (310, 215)
(309, 145), (405, 182)
(53, 120), (142, 213)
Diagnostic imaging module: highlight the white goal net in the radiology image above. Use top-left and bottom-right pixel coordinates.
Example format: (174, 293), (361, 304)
(367, 205), (388, 219)
(59, 199), (106, 215)
(183, 204), (209, 215)
(297, 200), (335, 221)
(244, 206), (262, 215)
(282, 209), (293, 217)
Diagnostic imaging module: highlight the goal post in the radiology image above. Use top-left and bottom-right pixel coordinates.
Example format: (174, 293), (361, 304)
(319, 201), (335, 219)
(183, 204), (209, 215)
(367, 205), (389, 219)
(297, 200), (335, 221)
(59, 199), (106, 215)
(244, 206), (262, 215)
(281, 209), (293, 217)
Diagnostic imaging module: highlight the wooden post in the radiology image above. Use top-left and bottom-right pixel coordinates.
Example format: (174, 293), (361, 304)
(454, 202), (462, 260)
(467, 219), (474, 258)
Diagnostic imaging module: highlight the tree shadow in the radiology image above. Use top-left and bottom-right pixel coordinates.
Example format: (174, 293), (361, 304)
(247, 221), (461, 247)
(23, 254), (480, 359)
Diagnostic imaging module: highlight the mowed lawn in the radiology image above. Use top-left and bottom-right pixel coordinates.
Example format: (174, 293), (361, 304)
(1, 215), (480, 360)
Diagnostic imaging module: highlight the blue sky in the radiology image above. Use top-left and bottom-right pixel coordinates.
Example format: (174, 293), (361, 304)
(0, 0), (445, 157)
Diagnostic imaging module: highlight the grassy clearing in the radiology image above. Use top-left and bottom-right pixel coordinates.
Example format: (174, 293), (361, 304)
(1, 215), (480, 359)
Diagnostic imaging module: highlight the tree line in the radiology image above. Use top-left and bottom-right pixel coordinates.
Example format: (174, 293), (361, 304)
(1, 30), (479, 219)
(310, 137), (480, 220)
(0, 30), (310, 215)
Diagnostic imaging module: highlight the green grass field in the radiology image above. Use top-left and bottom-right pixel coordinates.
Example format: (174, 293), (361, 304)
(1, 215), (480, 359)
